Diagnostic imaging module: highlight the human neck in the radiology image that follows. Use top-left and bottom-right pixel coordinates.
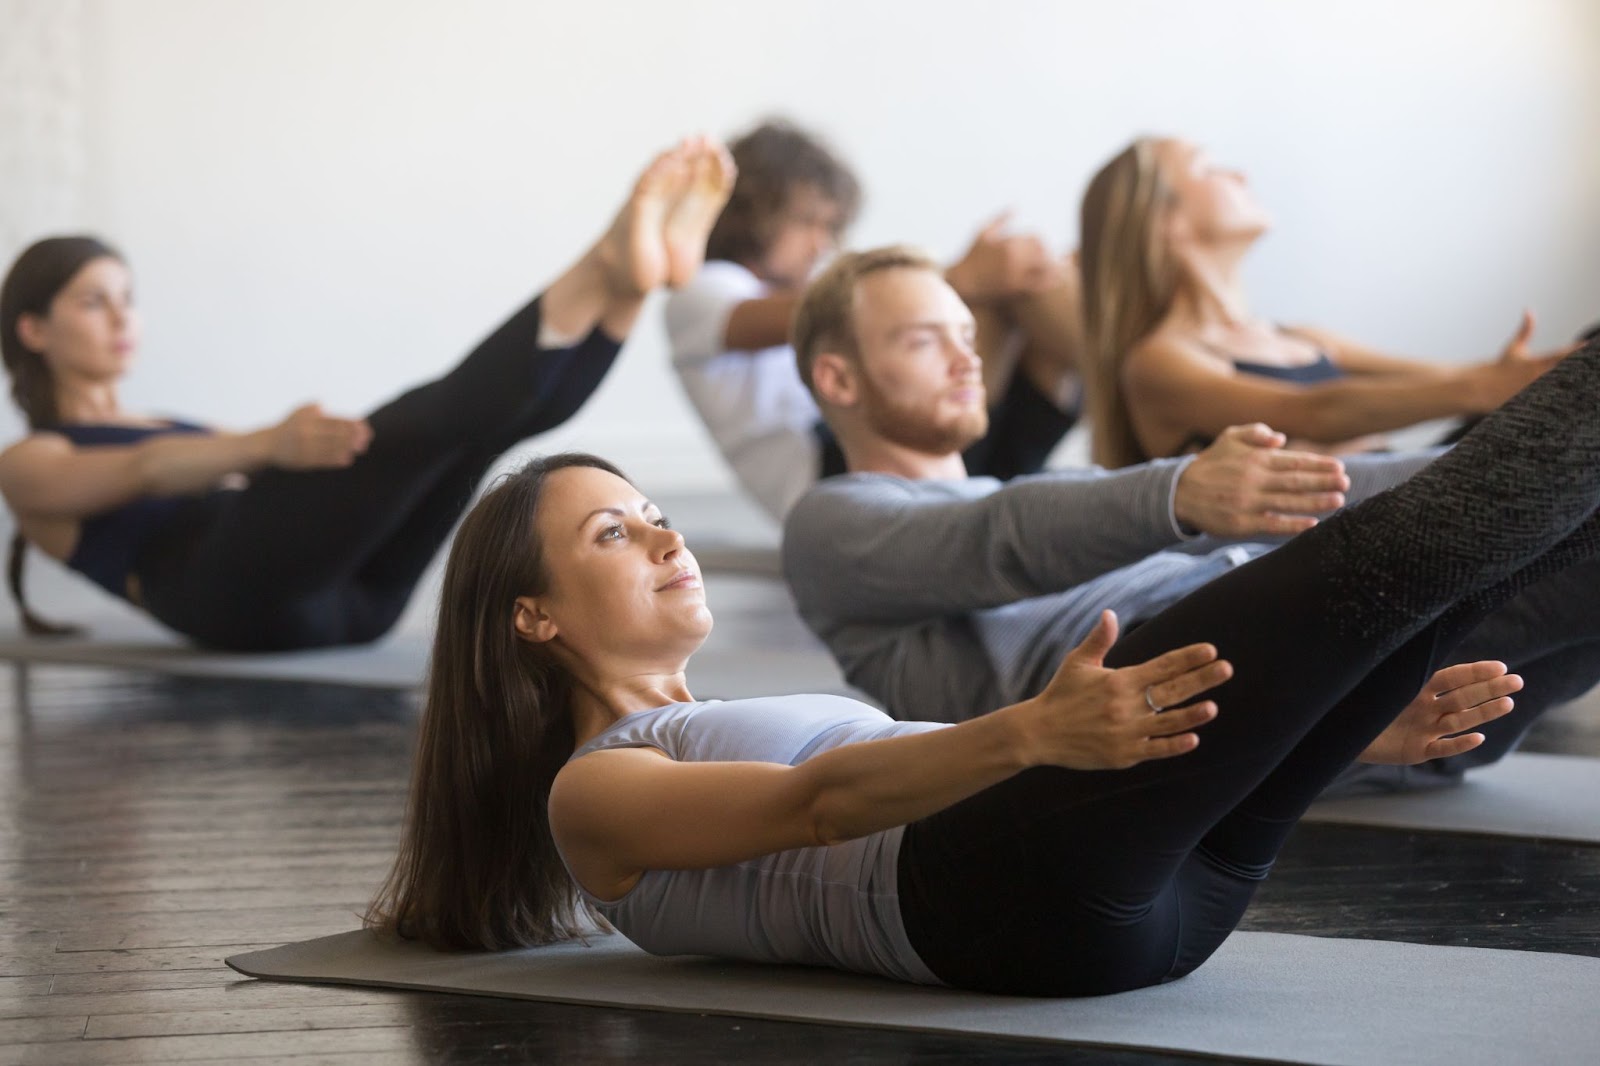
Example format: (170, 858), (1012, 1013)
(1165, 240), (1255, 330)
(53, 379), (124, 424)
(567, 658), (696, 747)
(840, 431), (968, 481)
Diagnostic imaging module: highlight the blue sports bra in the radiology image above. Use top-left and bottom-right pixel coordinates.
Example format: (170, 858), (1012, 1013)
(44, 420), (211, 600)
(1231, 351), (1344, 385)
(1174, 348), (1347, 454)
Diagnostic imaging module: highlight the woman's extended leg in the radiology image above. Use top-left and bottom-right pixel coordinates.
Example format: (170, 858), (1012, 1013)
(137, 140), (737, 649)
(899, 341), (1600, 995)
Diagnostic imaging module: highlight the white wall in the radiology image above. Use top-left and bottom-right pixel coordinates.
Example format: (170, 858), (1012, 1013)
(4, 0), (1598, 493)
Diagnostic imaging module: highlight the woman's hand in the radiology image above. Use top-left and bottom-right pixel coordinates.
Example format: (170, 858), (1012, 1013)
(1475, 310), (1580, 409)
(267, 404), (372, 470)
(1359, 661), (1521, 766)
(1017, 610), (1229, 771)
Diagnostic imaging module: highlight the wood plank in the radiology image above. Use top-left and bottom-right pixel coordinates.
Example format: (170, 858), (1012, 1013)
(0, 945), (277, 978)
(0, 1014), (87, 1044)
(55, 907), (360, 951)
(0, 975), (52, 996)
(50, 968), (244, 995)
(0, 981), (399, 1020)
(2, 886), (377, 918)
(0, 1025), (417, 1065)
(85, 1002), (417, 1039)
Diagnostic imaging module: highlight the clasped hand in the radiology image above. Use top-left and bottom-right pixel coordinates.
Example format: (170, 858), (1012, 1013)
(270, 403), (372, 470)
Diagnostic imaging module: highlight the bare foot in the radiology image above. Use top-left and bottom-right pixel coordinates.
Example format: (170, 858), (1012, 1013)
(664, 136), (737, 289)
(597, 144), (689, 298)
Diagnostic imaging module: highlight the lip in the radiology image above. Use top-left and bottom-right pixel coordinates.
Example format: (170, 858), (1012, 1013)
(656, 570), (702, 592)
(949, 386), (984, 406)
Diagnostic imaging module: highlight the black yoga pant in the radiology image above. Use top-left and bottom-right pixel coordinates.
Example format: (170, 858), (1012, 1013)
(898, 339), (1600, 997)
(135, 296), (622, 651)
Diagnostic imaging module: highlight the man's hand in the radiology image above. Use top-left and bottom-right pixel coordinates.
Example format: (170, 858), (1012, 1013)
(1359, 661), (1522, 766)
(945, 212), (1064, 303)
(1173, 424), (1349, 537)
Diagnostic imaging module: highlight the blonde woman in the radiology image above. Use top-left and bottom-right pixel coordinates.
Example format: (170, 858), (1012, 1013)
(1078, 137), (1571, 468)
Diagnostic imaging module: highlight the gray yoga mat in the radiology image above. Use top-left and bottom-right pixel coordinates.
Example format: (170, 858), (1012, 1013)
(1304, 752), (1600, 843)
(228, 929), (1600, 1066)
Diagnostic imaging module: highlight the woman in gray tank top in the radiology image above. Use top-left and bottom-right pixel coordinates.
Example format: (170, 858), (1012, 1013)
(368, 344), (1600, 995)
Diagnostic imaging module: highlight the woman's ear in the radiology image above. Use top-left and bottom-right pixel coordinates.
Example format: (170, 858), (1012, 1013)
(512, 596), (558, 644)
(812, 352), (859, 409)
(14, 312), (49, 356)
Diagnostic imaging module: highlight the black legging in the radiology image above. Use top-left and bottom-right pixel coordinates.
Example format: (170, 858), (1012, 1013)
(897, 339), (1600, 997)
(135, 296), (621, 651)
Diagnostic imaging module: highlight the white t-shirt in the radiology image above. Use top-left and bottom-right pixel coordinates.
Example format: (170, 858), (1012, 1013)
(664, 261), (823, 521)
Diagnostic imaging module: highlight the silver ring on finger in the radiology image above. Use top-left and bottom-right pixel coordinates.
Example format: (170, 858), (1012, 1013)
(1144, 685), (1163, 713)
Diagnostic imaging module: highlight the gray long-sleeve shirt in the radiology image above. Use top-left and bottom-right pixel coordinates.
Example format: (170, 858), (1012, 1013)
(783, 451), (1441, 722)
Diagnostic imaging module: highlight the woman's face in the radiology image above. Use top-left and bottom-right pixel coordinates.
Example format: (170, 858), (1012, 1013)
(522, 465), (712, 673)
(1156, 140), (1271, 247)
(18, 256), (140, 382)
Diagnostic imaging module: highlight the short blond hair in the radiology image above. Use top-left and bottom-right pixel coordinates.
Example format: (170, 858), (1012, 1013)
(792, 245), (941, 394)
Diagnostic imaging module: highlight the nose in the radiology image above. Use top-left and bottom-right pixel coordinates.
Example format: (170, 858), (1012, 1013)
(651, 523), (686, 563)
(949, 335), (982, 376)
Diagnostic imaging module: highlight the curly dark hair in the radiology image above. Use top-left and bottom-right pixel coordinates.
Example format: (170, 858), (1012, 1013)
(705, 119), (862, 266)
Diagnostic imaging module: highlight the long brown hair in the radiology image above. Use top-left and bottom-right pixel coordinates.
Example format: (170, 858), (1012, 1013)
(0, 236), (121, 636)
(1079, 138), (1179, 469)
(366, 452), (628, 950)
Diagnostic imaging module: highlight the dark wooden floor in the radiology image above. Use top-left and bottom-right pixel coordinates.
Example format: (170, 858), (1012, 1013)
(3, 662), (1598, 1065)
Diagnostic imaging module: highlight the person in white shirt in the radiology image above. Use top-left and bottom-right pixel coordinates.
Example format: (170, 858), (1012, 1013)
(665, 119), (1082, 521)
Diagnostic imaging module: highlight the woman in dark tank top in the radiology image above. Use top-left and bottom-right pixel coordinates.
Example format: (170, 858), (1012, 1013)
(0, 137), (735, 650)
(1077, 136), (1579, 468)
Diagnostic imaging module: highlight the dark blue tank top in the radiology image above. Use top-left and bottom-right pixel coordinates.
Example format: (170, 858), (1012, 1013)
(46, 421), (211, 599)
(1175, 350), (1347, 454)
(1232, 351), (1344, 384)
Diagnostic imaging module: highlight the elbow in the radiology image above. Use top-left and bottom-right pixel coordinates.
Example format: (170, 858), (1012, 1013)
(808, 801), (844, 849)
(129, 448), (163, 496)
(805, 791), (856, 849)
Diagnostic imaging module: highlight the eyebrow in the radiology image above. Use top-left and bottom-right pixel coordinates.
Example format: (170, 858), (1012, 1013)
(888, 319), (977, 340)
(577, 501), (660, 531)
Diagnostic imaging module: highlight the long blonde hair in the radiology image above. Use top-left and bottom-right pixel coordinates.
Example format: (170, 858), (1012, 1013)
(1079, 138), (1179, 469)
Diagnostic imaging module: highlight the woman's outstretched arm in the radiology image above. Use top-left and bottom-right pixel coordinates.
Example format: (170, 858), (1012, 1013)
(550, 612), (1226, 901)
(1124, 333), (1564, 455)
(1290, 311), (1576, 379)
(0, 403), (370, 520)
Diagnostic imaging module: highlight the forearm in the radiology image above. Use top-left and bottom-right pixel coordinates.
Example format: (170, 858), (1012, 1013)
(784, 463), (1189, 625)
(136, 430), (275, 496)
(1273, 372), (1483, 442)
(723, 294), (801, 351)
(801, 710), (1030, 845)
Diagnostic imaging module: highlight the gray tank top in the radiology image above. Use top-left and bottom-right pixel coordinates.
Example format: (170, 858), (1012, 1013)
(561, 695), (949, 984)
